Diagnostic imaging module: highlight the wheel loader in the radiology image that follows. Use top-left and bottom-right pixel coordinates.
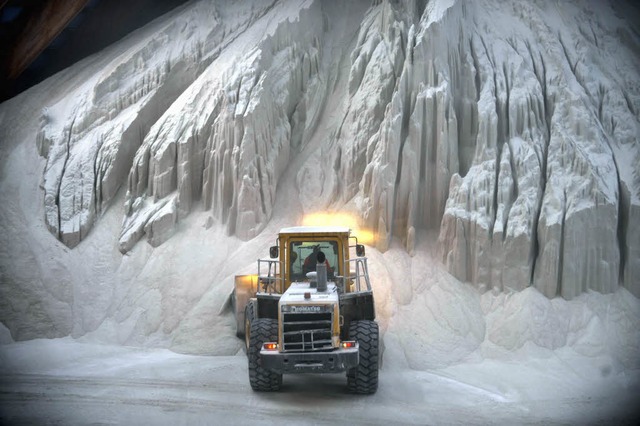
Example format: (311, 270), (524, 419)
(233, 226), (378, 394)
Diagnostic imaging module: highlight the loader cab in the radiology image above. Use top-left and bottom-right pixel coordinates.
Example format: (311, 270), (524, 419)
(278, 226), (350, 292)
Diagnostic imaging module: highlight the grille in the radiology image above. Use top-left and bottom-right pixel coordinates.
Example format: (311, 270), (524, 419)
(282, 311), (333, 352)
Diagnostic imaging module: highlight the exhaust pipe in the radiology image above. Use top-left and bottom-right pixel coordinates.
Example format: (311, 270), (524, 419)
(316, 252), (327, 292)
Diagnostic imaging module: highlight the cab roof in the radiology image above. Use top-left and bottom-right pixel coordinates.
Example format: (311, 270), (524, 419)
(278, 226), (351, 235)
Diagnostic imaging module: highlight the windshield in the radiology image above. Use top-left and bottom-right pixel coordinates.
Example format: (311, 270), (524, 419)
(289, 240), (339, 282)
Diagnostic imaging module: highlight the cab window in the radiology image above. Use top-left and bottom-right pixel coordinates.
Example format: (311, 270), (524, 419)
(289, 240), (339, 282)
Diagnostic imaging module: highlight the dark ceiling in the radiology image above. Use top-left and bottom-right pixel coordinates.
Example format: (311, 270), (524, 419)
(0, 0), (190, 103)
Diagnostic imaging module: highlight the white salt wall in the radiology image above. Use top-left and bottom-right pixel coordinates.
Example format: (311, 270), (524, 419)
(432, 0), (637, 299)
(37, 1), (224, 248)
(306, 0), (638, 299)
(123, 0), (328, 248)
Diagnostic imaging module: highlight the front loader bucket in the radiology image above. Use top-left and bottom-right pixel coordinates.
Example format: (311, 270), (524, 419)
(233, 274), (258, 338)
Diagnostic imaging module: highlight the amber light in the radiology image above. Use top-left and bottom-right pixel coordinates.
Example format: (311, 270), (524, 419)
(301, 212), (374, 245)
(264, 343), (278, 351)
(341, 341), (356, 348)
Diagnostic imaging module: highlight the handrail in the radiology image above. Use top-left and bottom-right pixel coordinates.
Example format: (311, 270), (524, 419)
(344, 257), (371, 292)
(257, 258), (283, 294)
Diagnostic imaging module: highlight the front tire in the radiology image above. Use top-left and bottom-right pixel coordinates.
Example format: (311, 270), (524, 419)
(347, 320), (379, 394)
(248, 318), (282, 391)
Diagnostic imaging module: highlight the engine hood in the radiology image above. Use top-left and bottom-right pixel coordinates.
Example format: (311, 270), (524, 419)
(280, 282), (339, 306)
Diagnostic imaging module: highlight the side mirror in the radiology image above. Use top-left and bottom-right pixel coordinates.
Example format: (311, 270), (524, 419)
(356, 244), (365, 257)
(269, 246), (279, 259)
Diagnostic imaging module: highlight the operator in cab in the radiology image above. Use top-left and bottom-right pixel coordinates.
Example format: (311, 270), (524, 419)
(303, 246), (333, 277)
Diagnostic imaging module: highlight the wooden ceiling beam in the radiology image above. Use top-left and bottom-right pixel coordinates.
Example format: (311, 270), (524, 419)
(6, 0), (89, 79)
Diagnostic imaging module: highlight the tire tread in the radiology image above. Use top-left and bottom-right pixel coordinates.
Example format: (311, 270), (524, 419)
(248, 318), (282, 391)
(347, 320), (379, 394)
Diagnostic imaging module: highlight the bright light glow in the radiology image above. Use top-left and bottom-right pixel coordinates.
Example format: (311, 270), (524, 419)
(263, 343), (278, 351)
(302, 212), (374, 245)
(341, 341), (356, 348)
(234, 274), (259, 295)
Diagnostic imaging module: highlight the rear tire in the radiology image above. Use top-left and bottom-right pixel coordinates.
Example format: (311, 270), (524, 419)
(347, 320), (379, 394)
(243, 302), (255, 350)
(248, 318), (282, 391)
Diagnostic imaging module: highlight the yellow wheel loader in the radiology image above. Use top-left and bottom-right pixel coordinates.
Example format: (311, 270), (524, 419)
(233, 226), (378, 394)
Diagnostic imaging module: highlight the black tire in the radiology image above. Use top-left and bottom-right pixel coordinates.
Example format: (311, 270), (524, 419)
(243, 302), (255, 349)
(248, 318), (282, 391)
(347, 320), (379, 394)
